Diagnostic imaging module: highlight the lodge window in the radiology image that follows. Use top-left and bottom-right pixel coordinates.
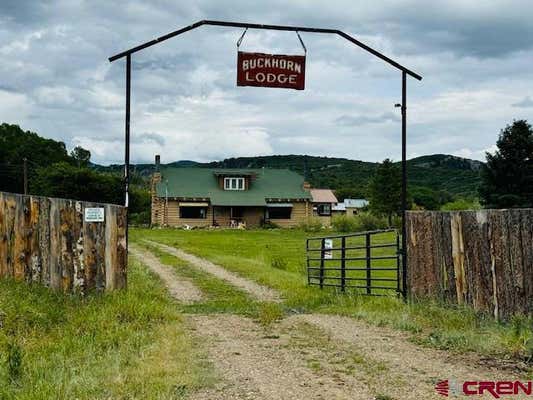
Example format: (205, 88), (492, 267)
(180, 206), (207, 219)
(267, 207), (292, 219)
(316, 204), (331, 216)
(224, 177), (245, 191)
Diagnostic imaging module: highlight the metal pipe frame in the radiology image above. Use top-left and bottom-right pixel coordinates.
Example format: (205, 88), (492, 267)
(109, 20), (422, 299)
(109, 20), (422, 81)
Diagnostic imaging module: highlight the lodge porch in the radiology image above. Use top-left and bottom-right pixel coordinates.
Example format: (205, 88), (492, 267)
(211, 204), (294, 228)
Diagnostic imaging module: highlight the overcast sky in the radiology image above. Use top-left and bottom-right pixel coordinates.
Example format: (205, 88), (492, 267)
(1, 1), (532, 165)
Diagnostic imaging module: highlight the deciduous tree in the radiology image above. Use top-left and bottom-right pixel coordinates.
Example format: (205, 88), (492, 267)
(70, 146), (91, 167)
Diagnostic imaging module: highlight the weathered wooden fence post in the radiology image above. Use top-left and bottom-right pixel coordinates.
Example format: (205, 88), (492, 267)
(0, 191), (127, 293)
(406, 209), (533, 320)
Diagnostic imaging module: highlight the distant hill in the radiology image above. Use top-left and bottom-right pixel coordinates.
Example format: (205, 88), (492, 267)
(1, 122), (481, 211)
(405, 154), (483, 198)
(96, 154), (482, 199)
(202, 154), (482, 198)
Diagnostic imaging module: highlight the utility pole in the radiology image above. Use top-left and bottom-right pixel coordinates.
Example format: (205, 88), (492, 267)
(23, 157), (28, 195)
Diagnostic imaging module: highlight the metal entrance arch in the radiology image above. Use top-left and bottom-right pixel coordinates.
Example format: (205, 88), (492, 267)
(108, 19), (422, 299)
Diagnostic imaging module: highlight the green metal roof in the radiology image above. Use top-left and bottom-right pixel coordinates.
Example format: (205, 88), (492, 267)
(156, 167), (311, 206)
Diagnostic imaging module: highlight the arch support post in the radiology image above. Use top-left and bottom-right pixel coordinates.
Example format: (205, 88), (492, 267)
(401, 70), (408, 300)
(124, 54), (131, 251)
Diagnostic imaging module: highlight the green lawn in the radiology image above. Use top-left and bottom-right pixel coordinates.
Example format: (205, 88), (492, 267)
(132, 227), (533, 363)
(0, 259), (213, 400)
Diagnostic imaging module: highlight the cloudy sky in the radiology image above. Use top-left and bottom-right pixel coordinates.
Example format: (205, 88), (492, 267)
(1, 1), (532, 165)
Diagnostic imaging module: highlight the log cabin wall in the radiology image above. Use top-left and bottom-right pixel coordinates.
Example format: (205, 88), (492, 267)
(406, 209), (533, 320)
(0, 191), (127, 293)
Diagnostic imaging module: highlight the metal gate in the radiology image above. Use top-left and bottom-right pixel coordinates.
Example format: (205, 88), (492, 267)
(306, 229), (402, 296)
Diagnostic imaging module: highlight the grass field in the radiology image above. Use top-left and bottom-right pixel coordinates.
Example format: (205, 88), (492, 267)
(0, 259), (213, 400)
(1, 226), (532, 398)
(132, 227), (533, 362)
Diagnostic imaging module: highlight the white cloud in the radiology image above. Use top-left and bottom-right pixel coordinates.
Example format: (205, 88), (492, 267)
(0, 90), (31, 123)
(1, 0), (532, 164)
(34, 86), (75, 107)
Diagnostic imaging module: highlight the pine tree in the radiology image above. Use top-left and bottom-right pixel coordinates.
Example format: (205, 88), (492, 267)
(368, 159), (409, 225)
(479, 120), (533, 208)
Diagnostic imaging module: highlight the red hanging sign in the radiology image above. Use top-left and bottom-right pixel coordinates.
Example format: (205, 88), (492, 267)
(237, 51), (305, 90)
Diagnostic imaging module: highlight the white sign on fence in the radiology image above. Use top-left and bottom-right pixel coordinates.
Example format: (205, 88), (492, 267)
(324, 238), (333, 260)
(84, 207), (105, 222)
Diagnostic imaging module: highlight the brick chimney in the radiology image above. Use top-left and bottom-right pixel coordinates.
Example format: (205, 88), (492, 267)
(303, 181), (311, 191)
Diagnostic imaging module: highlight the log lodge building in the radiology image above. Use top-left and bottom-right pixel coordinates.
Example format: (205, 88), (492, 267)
(151, 160), (317, 228)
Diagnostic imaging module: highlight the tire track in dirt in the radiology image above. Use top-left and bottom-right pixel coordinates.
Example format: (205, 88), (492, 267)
(133, 242), (524, 399)
(188, 314), (374, 400)
(129, 244), (203, 304)
(292, 314), (525, 399)
(144, 240), (282, 303)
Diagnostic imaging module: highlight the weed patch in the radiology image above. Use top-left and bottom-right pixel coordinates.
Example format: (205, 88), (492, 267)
(256, 303), (284, 326)
(0, 259), (211, 399)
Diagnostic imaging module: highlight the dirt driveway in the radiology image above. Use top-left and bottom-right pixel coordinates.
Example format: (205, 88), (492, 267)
(132, 244), (524, 400)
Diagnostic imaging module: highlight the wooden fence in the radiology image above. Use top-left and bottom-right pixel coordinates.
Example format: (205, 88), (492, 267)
(406, 209), (533, 320)
(0, 191), (127, 293)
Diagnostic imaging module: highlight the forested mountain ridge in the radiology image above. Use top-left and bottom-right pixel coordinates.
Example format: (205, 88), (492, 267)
(1, 123), (482, 211)
(95, 153), (482, 199)
(199, 154), (481, 198)
(93, 155), (482, 199)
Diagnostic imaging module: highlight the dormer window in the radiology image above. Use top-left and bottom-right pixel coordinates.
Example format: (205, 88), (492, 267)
(224, 177), (245, 191)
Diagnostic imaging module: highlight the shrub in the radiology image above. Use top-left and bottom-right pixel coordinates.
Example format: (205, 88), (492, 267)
(256, 303), (284, 326)
(331, 215), (359, 232)
(298, 218), (324, 232)
(261, 220), (280, 229)
(332, 213), (389, 233)
(129, 210), (150, 226)
(505, 316), (533, 358)
(356, 212), (389, 231)
(441, 198), (481, 211)
(390, 215), (402, 229)
(6, 341), (23, 383)
(270, 255), (288, 270)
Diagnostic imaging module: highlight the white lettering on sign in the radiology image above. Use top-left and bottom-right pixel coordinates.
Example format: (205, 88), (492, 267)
(237, 52), (305, 90)
(84, 207), (105, 222)
(245, 72), (298, 85)
(241, 57), (302, 73)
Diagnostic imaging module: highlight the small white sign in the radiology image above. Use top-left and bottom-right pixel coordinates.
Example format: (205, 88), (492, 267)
(324, 238), (333, 260)
(84, 207), (105, 222)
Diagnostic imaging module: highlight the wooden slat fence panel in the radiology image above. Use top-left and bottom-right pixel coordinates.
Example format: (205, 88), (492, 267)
(0, 191), (127, 293)
(407, 209), (533, 320)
